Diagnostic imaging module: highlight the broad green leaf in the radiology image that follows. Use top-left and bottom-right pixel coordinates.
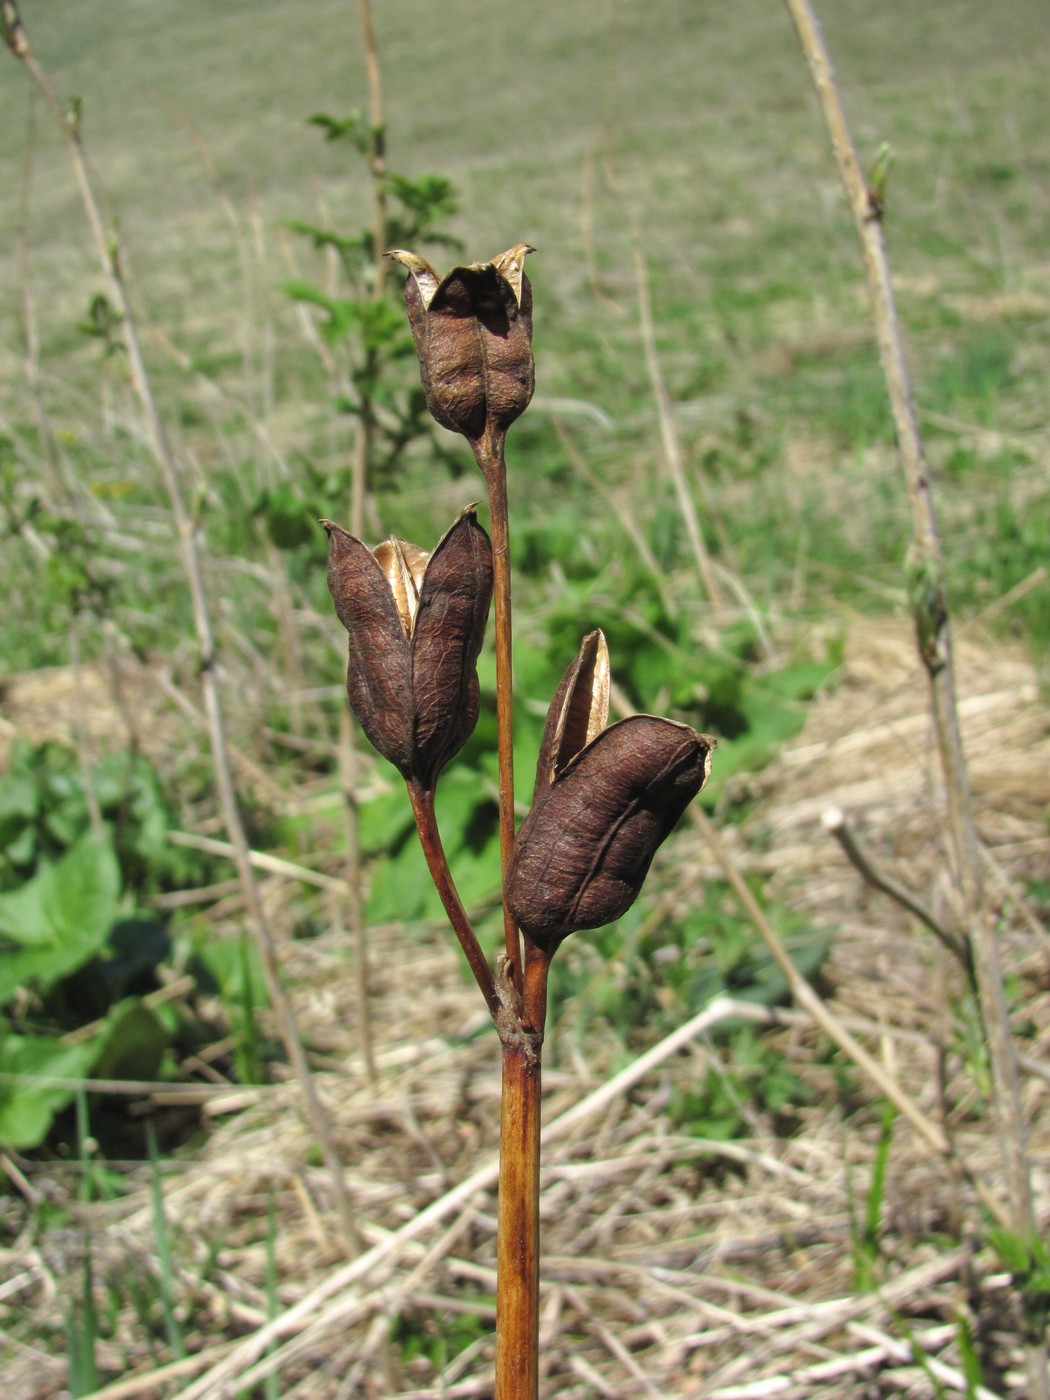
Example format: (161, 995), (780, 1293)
(0, 835), (120, 1002)
(358, 786), (415, 854)
(0, 1031), (98, 1150)
(365, 834), (435, 925)
(91, 1000), (168, 1083)
(0, 774), (38, 854)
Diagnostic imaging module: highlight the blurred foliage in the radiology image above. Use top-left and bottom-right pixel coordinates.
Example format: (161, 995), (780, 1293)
(392, 1303), (488, 1372)
(279, 113), (464, 509)
(548, 878), (833, 1049)
(0, 740), (263, 1152)
(667, 1025), (814, 1142)
(0, 5), (1046, 1392)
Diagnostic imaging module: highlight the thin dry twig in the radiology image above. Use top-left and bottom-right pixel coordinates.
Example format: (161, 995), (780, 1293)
(630, 243), (723, 612)
(604, 680), (1005, 1218)
(166, 828), (346, 893)
(822, 805), (965, 961)
(782, 0), (1037, 1267)
(780, 10), (1043, 1390)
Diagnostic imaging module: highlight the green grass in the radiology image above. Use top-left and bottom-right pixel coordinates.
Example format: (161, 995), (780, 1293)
(2, 1), (1047, 666)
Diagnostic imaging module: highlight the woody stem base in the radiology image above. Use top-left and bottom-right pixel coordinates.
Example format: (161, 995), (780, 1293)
(495, 1034), (541, 1400)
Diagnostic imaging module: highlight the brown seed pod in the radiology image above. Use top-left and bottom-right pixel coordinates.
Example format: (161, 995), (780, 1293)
(323, 506), (493, 790)
(506, 632), (714, 953)
(387, 246), (535, 461)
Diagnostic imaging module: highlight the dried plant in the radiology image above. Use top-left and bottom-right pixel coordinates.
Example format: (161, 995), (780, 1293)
(783, 2), (1046, 1394)
(323, 247), (715, 1399)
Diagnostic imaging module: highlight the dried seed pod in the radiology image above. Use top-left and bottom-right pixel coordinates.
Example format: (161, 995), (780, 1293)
(387, 245), (535, 458)
(506, 632), (714, 953)
(323, 507), (493, 791)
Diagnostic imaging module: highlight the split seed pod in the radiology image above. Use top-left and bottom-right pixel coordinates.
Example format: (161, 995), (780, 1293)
(387, 245), (535, 461)
(323, 507), (493, 791)
(505, 631), (714, 953)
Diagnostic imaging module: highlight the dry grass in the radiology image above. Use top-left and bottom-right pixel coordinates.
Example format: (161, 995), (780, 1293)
(2, 617), (1046, 1398)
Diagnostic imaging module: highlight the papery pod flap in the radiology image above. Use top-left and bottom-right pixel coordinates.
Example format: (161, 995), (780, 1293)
(490, 243), (535, 311)
(374, 537), (429, 641)
(387, 250), (441, 310)
(323, 522), (415, 775)
(533, 630), (610, 796)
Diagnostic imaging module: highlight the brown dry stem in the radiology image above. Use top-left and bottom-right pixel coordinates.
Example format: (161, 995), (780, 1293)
(472, 433), (546, 1398)
(473, 434), (523, 986)
(406, 779), (500, 1017)
(789, 0), (1036, 1204)
(822, 805), (967, 964)
(496, 1032), (542, 1400)
(782, 0), (1037, 1253)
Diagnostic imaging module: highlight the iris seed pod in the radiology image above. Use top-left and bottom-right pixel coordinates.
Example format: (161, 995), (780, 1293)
(387, 245), (535, 455)
(322, 507), (493, 791)
(505, 631), (714, 953)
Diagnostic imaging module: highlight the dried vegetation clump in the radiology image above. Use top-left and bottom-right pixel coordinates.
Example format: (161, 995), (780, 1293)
(3, 618), (1046, 1398)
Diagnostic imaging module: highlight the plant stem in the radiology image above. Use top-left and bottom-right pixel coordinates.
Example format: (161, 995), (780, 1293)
(1, 4), (361, 1256)
(782, 0), (1038, 1288)
(822, 806), (968, 965)
(692, 801), (1015, 1225)
(406, 779), (499, 1016)
(470, 428), (546, 1399)
(358, 0), (388, 300)
(495, 1034), (542, 1400)
(473, 432), (522, 988)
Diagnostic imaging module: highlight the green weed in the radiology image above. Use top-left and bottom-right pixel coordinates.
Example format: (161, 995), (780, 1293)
(145, 1120), (186, 1362)
(0, 741), (263, 1151)
(847, 1100), (896, 1292)
(547, 878), (833, 1052)
(391, 1303), (488, 1372)
(668, 1025), (812, 1143)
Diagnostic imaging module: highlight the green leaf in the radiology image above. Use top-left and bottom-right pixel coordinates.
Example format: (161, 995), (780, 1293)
(307, 110), (370, 153)
(987, 1226), (1032, 1275)
(0, 773), (39, 869)
(0, 834), (121, 1002)
(955, 1308), (984, 1394)
(284, 222), (370, 261)
(91, 1000), (168, 1083)
(253, 487), (319, 550)
(358, 787), (416, 854)
(0, 1030), (98, 1150)
(365, 835), (435, 925)
(190, 931), (266, 1007)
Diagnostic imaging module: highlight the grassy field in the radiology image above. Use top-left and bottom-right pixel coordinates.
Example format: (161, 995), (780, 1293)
(1, 0), (1048, 1395)
(2, 0), (1048, 666)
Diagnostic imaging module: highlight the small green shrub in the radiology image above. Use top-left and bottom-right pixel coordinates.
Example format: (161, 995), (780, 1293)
(669, 1025), (813, 1142)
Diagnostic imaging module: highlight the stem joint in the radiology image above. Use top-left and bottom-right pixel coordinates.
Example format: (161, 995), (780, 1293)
(494, 954), (542, 1061)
